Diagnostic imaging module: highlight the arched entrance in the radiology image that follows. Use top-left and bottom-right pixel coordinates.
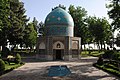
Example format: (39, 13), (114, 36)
(56, 50), (62, 60)
(53, 41), (64, 60)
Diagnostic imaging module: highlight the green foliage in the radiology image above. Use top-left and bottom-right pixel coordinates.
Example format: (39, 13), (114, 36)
(86, 16), (112, 50)
(1, 47), (10, 57)
(115, 32), (120, 47)
(4, 61), (9, 65)
(0, 59), (5, 71)
(0, 52), (1, 59)
(15, 53), (21, 64)
(97, 56), (104, 65)
(52, 4), (66, 10)
(32, 17), (45, 36)
(81, 51), (104, 57)
(94, 61), (120, 77)
(102, 50), (120, 61)
(81, 51), (89, 57)
(38, 22), (45, 36)
(0, 62), (24, 76)
(0, 0), (10, 52)
(32, 17), (38, 32)
(68, 5), (88, 45)
(102, 50), (114, 59)
(0, 0), (29, 53)
(90, 51), (104, 57)
(8, 0), (29, 47)
(23, 23), (37, 49)
(107, 0), (120, 31)
(68, 4), (112, 49)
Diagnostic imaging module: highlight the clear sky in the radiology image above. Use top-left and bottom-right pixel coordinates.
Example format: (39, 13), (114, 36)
(22, 0), (109, 22)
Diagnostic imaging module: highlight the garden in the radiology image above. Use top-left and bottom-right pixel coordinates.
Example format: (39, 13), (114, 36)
(92, 50), (120, 77)
(80, 49), (120, 77)
(0, 53), (24, 76)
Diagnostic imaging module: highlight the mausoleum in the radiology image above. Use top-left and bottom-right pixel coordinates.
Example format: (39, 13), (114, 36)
(36, 6), (81, 61)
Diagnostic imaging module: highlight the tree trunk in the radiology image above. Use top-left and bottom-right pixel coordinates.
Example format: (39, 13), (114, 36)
(100, 42), (102, 50)
(11, 44), (16, 54)
(103, 43), (105, 50)
(84, 44), (86, 50)
(94, 42), (96, 49)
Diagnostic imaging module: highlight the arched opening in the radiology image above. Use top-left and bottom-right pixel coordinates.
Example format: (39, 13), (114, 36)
(39, 42), (45, 49)
(53, 41), (64, 60)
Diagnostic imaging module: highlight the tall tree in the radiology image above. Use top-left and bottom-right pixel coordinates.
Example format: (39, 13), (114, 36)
(87, 16), (112, 50)
(0, 0), (10, 53)
(38, 22), (45, 36)
(23, 23), (37, 49)
(107, 0), (120, 31)
(32, 17), (38, 32)
(115, 32), (120, 47)
(8, 0), (28, 51)
(68, 5), (88, 46)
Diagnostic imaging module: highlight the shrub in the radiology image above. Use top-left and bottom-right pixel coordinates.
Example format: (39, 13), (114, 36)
(4, 61), (9, 65)
(102, 50), (114, 59)
(1, 47), (10, 58)
(0, 59), (5, 72)
(97, 56), (103, 65)
(0, 54), (1, 59)
(15, 53), (21, 64)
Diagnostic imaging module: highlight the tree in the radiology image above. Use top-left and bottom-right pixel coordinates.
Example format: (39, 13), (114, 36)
(0, 0), (10, 53)
(107, 0), (120, 31)
(32, 17), (45, 36)
(52, 4), (66, 10)
(23, 23), (37, 50)
(86, 16), (112, 50)
(68, 5), (88, 47)
(32, 17), (38, 32)
(38, 22), (45, 36)
(8, 0), (28, 52)
(115, 32), (120, 47)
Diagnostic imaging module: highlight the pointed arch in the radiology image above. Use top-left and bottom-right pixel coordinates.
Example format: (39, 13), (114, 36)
(53, 41), (64, 49)
(72, 41), (78, 49)
(39, 42), (45, 49)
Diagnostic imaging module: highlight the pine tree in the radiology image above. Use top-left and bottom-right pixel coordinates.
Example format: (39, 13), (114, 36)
(0, 0), (10, 53)
(8, 0), (29, 51)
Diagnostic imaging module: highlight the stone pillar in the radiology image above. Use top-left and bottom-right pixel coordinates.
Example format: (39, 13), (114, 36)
(36, 37), (40, 54)
(46, 37), (53, 60)
(64, 37), (70, 61)
(78, 38), (81, 59)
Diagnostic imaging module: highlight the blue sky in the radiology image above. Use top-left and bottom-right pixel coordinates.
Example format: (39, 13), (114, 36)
(22, 0), (109, 22)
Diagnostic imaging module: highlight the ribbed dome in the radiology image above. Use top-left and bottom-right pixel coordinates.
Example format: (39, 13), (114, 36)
(45, 7), (74, 37)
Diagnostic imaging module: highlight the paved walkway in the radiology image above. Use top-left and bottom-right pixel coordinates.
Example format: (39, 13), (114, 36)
(0, 57), (120, 80)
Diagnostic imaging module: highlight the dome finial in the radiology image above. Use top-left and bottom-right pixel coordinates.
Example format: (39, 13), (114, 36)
(52, 4), (66, 11)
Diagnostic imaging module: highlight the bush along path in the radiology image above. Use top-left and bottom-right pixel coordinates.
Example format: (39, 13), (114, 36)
(0, 54), (24, 76)
(93, 50), (120, 78)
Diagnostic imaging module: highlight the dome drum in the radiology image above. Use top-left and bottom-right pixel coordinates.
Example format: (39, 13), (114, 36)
(46, 26), (73, 36)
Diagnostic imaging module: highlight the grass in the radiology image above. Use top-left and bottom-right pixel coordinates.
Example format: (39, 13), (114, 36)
(90, 51), (104, 57)
(81, 51), (104, 57)
(0, 62), (24, 76)
(5, 63), (21, 70)
(81, 51), (90, 57)
(93, 61), (120, 77)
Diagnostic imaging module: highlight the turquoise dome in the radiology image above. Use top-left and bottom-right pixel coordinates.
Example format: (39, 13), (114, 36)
(45, 7), (74, 37)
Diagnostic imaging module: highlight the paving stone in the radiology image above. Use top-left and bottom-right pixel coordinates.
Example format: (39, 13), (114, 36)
(0, 57), (119, 80)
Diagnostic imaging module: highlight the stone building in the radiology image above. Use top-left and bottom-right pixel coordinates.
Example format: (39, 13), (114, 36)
(36, 7), (81, 61)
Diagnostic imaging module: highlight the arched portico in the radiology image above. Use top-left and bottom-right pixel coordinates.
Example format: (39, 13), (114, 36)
(53, 41), (64, 60)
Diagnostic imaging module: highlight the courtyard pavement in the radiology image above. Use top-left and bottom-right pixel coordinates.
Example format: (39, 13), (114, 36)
(0, 57), (120, 80)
